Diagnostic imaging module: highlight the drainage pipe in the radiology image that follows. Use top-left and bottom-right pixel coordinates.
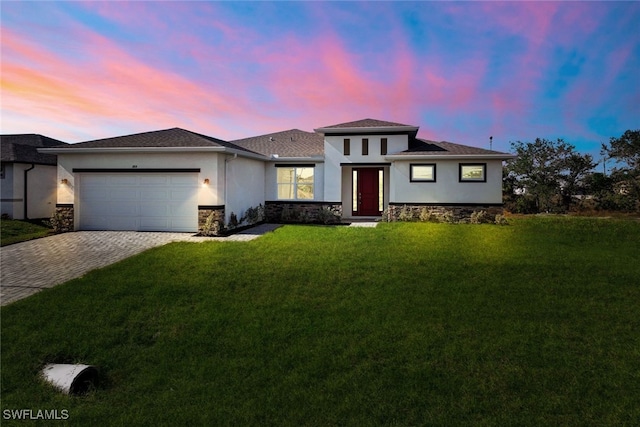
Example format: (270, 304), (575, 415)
(23, 163), (35, 220)
(42, 364), (98, 395)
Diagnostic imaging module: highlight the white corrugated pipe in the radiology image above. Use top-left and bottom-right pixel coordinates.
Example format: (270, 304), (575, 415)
(42, 364), (98, 395)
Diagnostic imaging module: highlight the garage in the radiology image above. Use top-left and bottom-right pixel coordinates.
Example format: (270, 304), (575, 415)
(78, 172), (198, 232)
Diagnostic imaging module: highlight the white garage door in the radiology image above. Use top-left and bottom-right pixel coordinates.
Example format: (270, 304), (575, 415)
(79, 173), (198, 232)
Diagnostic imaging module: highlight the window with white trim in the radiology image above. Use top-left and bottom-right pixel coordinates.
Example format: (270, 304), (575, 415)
(277, 166), (314, 200)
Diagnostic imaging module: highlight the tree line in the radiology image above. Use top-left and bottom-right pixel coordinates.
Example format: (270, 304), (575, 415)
(503, 129), (639, 214)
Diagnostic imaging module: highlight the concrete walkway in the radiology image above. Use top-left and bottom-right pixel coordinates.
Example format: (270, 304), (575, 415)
(0, 224), (281, 306)
(348, 222), (379, 228)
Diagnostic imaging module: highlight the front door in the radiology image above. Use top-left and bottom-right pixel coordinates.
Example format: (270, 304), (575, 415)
(354, 168), (383, 216)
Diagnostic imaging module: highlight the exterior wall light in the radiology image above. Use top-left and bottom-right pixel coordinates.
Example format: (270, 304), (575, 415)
(60, 178), (69, 185)
(203, 178), (210, 185)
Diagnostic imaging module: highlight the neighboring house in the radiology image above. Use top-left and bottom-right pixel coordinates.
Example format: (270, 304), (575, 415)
(1, 134), (67, 219)
(40, 119), (514, 233)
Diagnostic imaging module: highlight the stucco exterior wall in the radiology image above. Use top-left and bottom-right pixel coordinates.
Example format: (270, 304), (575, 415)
(323, 134), (407, 203)
(389, 159), (504, 204)
(1, 163), (57, 219)
(224, 155), (265, 224)
(56, 152), (223, 207)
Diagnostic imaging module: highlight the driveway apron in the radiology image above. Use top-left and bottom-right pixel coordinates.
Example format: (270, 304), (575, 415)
(1, 224), (280, 306)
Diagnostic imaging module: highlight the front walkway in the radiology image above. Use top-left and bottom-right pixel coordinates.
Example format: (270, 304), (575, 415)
(0, 224), (280, 306)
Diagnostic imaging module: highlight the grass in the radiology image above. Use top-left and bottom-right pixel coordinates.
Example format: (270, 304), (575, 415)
(2, 217), (639, 425)
(1, 218), (53, 246)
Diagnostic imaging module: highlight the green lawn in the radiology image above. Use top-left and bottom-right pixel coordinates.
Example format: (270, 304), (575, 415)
(2, 217), (639, 425)
(1, 219), (53, 246)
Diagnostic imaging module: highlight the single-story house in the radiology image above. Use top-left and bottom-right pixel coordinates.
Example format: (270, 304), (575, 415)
(40, 119), (515, 233)
(1, 134), (68, 219)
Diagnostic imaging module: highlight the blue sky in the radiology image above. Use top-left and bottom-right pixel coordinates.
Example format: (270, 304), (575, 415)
(1, 1), (638, 157)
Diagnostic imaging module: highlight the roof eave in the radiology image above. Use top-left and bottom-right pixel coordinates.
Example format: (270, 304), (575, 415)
(385, 153), (516, 161)
(268, 155), (324, 162)
(39, 146), (268, 160)
(0, 160), (57, 166)
(314, 126), (419, 134)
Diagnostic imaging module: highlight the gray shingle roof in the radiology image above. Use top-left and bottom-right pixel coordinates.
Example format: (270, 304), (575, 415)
(1, 134), (67, 165)
(318, 118), (415, 129)
(393, 138), (509, 156)
(52, 128), (259, 154)
(231, 129), (324, 158)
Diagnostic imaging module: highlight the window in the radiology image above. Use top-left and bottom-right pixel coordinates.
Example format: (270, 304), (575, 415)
(378, 169), (384, 212)
(362, 138), (369, 155)
(381, 138), (388, 155)
(0, 163), (4, 179)
(277, 166), (314, 199)
(343, 138), (350, 156)
(410, 164), (436, 182)
(459, 163), (487, 182)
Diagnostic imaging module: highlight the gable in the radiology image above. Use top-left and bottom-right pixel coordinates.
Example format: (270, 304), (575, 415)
(317, 118), (415, 129)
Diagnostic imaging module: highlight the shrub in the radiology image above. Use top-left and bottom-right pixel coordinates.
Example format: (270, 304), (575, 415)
(228, 212), (239, 229)
(316, 206), (341, 224)
(494, 214), (508, 225)
(419, 207), (437, 222)
(398, 205), (414, 222)
(241, 204), (265, 226)
(470, 210), (494, 224)
(441, 211), (456, 224)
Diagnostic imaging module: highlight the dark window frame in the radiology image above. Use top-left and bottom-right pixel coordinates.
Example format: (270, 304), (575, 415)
(459, 163), (487, 182)
(410, 163), (437, 182)
(343, 138), (350, 156)
(362, 138), (369, 156)
(381, 138), (388, 155)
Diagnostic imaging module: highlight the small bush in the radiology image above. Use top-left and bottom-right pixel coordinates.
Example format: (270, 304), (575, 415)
(470, 210), (494, 224)
(441, 211), (456, 224)
(494, 214), (509, 225)
(419, 207), (438, 222)
(398, 205), (414, 222)
(241, 204), (265, 226)
(316, 206), (341, 224)
(228, 212), (239, 229)
(380, 208), (391, 222)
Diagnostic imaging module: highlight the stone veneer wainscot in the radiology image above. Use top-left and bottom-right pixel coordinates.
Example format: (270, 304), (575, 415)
(198, 205), (225, 236)
(53, 204), (74, 233)
(265, 201), (342, 224)
(386, 203), (503, 222)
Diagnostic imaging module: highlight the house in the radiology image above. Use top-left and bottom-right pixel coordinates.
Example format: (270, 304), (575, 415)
(1, 134), (68, 219)
(40, 119), (514, 233)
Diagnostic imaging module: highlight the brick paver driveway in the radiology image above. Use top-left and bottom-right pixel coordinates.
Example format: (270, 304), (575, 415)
(0, 224), (280, 306)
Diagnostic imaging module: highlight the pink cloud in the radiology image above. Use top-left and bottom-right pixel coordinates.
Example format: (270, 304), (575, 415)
(1, 26), (262, 141)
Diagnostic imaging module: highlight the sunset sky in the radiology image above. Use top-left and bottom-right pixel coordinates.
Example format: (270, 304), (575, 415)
(1, 1), (638, 155)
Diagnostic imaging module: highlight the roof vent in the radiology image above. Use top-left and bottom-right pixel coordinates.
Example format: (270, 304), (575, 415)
(269, 137), (274, 141)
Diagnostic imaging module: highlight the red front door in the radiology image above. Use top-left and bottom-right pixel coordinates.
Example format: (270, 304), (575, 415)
(355, 168), (382, 216)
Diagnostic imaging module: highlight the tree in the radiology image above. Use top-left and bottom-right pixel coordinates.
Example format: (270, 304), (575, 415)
(600, 129), (640, 212)
(504, 138), (595, 213)
(602, 129), (640, 171)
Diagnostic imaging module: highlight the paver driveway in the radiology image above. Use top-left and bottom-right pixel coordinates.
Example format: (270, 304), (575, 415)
(0, 224), (280, 306)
